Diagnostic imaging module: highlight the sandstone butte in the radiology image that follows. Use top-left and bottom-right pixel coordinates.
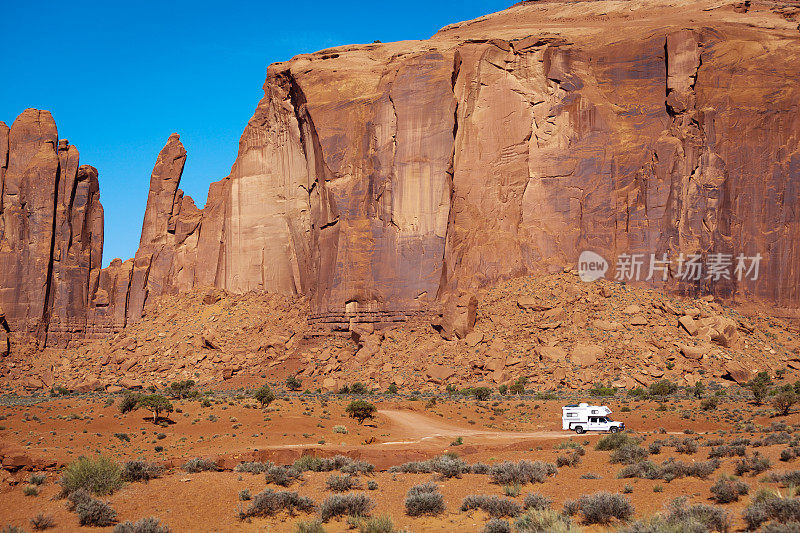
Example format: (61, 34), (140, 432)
(1, 0), (799, 354)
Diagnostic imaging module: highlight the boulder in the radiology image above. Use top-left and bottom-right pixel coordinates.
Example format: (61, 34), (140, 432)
(516, 296), (553, 311)
(678, 315), (699, 336)
(465, 331), (484, 347)
(539, 346), (567, 362)
(433, 291), (478, 340)
(425, 365), (455, 383)
(570, 344), (604, 366)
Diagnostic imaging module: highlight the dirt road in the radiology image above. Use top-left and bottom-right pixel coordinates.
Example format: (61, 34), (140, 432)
(377, 409), (568, 445)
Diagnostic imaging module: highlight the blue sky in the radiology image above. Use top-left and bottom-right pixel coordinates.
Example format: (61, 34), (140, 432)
(2, 0), (511, 266)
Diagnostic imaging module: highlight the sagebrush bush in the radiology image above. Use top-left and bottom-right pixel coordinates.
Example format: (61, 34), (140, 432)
(294, 519), (325, 533)
(320, 493), (375, 521)
(461, 495), (522, 518)
(351, 515), (395, 533)
(404, 482), (445, 516)
(767, 471), (800, 487)
(237, 489), (314, 519)
(596, 433), (637, 451)
(60, 455), (123, 497)
(523, 493), (552, 511)
(30, 513), (55, 531)
(619, 497), (729, 532)
(182, 458), (218, 473)
(735, 454), (772, 476)
(710, 475), (749, 503)
(515, 509), (579, 533)
(113, 517), (171, 533)
(389, 454), (468, 478)
(483, 518), (511, 533)
(325, 474), (361, 492)
(265, 465), (302, 487)
(708, 445), (746, 458)
(742, 492), (800, 530)
(122, 460), (163, 482)
(574, 492), (633, 524)
(489, 460), (557, 485)
(617, 458), (720, 481)
(610, 445), (649, 465)
(75, 497), (118, 527)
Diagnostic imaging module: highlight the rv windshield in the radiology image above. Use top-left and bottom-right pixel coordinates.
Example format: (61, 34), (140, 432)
(603, 416), (613, 422)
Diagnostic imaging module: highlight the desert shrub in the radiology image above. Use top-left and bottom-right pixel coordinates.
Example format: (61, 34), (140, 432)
(325, 474), (361, 492)
(182, 458), (218, 473)
(619, 497), (729, 532)
(122, 460), (163, 482)
(342, 460), (374, 475)
(489, 460), (557, 485)
(748, 371), (773, 405)
(767, 471), (800, 487)
(554, 440), (585, 453)
(24, 484), (39, 496)
(113, 517), (170, 533)
(472, 387), (492, 401)
(1, 527), (27, 533)
(137, 395), (173, 422)
(483, 518), (511, 533)
(404, 483), (445, 516)
(675, 438), (699, 455)
(30, 513), (54, 530)
(320, 494), (375, 521)
(389, 454), (467, 478)
(119, 392), (140, 414)
(617, 460), (660, 480)
(515, 509), (579, 533)
(60, 455), (123, 496)
(168, 379), (197, 399)
(523, 493), (552, 510)
(774, 390), (797, 416)
(234, 461), (272, 474)
(781, 448), (800, 462)
(367, 480), (378, 490)
(333, 425), (348, 434)
(734, 454), (772, 476)
(574, 492), (633, 524)
(660, 458), (720, 480)
(265, 465), (302, 487)
(610, 445), (649, 465)
(346, 400), (376, 424)
(286, 375), (303, 391)
(75, 497), (118, 526)
(471, 463), (491, 475)
(350, 515), (395, 533)
(238, 489), (315, 519)
(461, 495), (522, 518)
(239, 489), (252, 501)
(649, 379), (678, 398)
(710, 475), (749, 503)
(294, 520), (325, 533)
(708, 445), (746, 458)
(742, 494), (800, 530)
(701, 397), (719, 411)
(253, 384), (276, 407)
(596, 433), (637, 451)
(648, 442), (662, 455)
(556, 452), (581, 467)
(29, 473), (47, 486)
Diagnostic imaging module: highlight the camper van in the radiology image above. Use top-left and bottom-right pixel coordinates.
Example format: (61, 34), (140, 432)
(562, 403), (625, 434)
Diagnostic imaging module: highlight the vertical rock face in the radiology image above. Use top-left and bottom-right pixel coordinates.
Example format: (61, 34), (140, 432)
(0, 109), (104, 346)
(5, 1), (800, 341)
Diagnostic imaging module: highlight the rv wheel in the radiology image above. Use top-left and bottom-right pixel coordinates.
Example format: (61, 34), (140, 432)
(574, 426), (584, 434)
(610, 427), (619, 433)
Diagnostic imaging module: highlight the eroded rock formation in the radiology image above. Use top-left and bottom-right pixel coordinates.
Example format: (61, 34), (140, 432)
(0, 109), (103, 347)
(3, 0), (800, 343)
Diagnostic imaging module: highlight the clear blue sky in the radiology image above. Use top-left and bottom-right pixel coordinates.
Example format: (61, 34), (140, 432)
(2, 0), (511, 266)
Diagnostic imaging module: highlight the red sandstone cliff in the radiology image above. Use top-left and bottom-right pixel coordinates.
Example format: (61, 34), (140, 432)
(2, 0), (800, 345)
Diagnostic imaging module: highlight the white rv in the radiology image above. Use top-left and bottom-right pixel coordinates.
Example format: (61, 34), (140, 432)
(562, 403), (625, 434)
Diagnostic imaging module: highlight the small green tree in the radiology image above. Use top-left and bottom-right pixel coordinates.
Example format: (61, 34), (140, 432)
(690, 381), (706, 399)
(137, 395), (173, 423)
(649, 379), (677, 399)
(285, 376), (302, 391)
(509, 377), (528, 395)
(169, 379), (197, 399)
(346, 400), (377, 424)
(386, 383), (398, 395)
(350, 382), (368, 395)
(773, 390), (796, 416)
(472, 387), (491, 401)
(748, 371), (773, 405)
(254, 384), (275, 408)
